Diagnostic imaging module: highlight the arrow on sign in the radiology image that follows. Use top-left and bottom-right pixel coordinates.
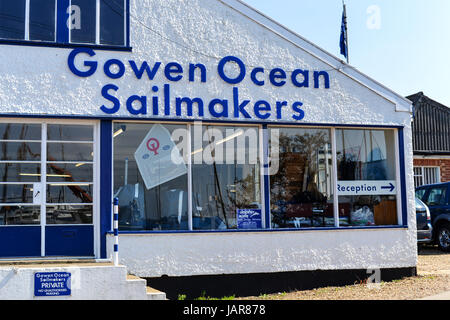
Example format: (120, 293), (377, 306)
(381, 183), (395, 192)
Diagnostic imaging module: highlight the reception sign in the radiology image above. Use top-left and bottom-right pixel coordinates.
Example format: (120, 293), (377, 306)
(337, 181), (397, 196)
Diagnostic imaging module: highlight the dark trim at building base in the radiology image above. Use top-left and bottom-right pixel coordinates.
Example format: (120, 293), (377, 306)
(146, 267), (417, 300)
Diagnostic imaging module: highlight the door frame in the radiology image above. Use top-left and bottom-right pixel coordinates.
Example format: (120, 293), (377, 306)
(0, 118), (100, 259)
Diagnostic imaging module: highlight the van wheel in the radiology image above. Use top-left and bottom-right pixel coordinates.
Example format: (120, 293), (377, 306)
(437, 223), (450, 252)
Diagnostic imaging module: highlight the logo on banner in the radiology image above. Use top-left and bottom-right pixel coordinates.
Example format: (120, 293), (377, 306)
(146, 138), (160, 155)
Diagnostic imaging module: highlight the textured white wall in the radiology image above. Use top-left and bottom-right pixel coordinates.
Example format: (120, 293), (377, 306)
(107, 227), (417, 277)
(0, 0), (410, 125)
(0, 0), (416, 276)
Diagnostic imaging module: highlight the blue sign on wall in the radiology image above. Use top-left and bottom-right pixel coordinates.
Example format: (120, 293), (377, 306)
(237, 209), (262, 230)
(34, 272), (71, 297)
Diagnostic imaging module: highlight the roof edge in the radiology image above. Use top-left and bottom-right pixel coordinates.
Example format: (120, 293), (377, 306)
(218, 0), (413, 113)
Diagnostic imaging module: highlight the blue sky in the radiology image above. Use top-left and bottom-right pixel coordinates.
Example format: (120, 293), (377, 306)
(243, 0), (450, 106)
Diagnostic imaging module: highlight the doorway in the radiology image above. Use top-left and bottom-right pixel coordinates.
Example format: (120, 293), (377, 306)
(0, 120), (98, 258)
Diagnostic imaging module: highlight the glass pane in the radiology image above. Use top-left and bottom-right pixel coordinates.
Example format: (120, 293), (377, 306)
(70, 0), (96, 44)
(100, 0), (124, 46)
(425, 188), (446, 206)
(47, 163), (92, 182)
(0, 123), (41, 140)
(0, 163), (41, 182)
(47, 124), (93, 141)
(0, 184), (35, 203)
(29, 0), (55, 42)
(269, 127), (334, 229)
(0, 142), (41, 161)
(415, 188), (426, 201)
(192, 125), (261, 230)
(336, 129), (398, 226)
(336, 129), (396, 181)
(47, 142), (93, 161)
(46, 183), (93, 203)
(114, 123), (188, 231)
(0, 1), (26, 40)
(337, 195), (397, 227)
(46, 205), (93, 224)
(0, 206), (40, 225)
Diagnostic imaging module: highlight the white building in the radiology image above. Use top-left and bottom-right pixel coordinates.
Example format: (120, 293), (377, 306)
(0, 0), (416, 298)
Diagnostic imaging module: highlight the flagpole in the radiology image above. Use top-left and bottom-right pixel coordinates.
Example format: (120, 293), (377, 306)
(343, 0), (349, 64)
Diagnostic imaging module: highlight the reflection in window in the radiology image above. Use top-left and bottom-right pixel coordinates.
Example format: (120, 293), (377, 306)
(269, 128), (333, 229)
(47, 143), (93, 162)
(29, 0), (55, 42)
(0, 184), (35, 203)
(0, 206), (40, 225)
(336, 129), (396, 181)
(114, 123), (188, 231)
(47, 124), (93, 141)
(100, 0), (124, 46)
(46, 205), (92, 224)
(425, 187), (447, 206)
(336, 129), (398, 226)
(46, 163), (93, 182)
(0, 1), (26, 40)
(46, 183), (93, 203)
(0, 142), (41, 161)
(0, 163), (41, 182)
(0, 123), (41, 140)
(191, 126), (261, 230)
(70, 0), (96, 44)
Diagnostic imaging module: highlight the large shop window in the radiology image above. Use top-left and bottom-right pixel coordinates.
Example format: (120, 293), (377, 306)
(336, 129), (398, 226)
(269, 127), (334, 229)
(113, 123), (262, 231)
(113, 123), (401, 233)
(114, 123), (189, 231)
(191, 125), (261, 230)
(0, 0), (128, 47)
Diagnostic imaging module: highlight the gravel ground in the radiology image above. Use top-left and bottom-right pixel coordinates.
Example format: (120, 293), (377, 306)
(237, 246), (450, 300)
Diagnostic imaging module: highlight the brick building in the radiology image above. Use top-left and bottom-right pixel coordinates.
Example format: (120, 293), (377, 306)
(408, 92), (450, 186)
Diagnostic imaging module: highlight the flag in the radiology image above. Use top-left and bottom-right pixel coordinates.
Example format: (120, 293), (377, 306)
(340, 4), (348, 61)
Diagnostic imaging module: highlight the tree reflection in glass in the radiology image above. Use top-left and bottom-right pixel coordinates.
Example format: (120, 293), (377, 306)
(269, 128), (333, 229)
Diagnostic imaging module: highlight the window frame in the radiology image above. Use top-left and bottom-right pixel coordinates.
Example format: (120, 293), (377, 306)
(112, 120), (266, 232)
(0, 0), (131, 51)
(413, 166), (440, 188)
(111, 121), (407, 234)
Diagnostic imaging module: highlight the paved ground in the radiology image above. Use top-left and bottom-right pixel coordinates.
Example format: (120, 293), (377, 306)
(237, 245), (450, 300)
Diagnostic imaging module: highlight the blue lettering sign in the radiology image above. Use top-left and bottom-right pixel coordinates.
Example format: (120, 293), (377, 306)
(66, 49), (334, 121)
(34, 272), (71, 297)
(237, 209), (262, 230)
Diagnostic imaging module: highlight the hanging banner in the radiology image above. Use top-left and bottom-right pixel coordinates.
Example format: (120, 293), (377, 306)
(134, 124), (187, 190)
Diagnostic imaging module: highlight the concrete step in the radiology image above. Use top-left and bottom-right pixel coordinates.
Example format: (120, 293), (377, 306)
(127, 274), (166, 300)
(0, 258), (101, 266)
(0, 262), (163, 300)
(146, 286), (167, 300)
